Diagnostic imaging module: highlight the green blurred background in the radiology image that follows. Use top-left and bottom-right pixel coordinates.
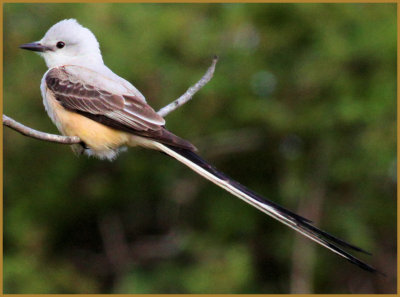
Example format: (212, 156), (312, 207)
(3, 3), (396, 294)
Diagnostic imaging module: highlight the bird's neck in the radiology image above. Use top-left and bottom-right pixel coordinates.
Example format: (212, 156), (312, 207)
(44, 52), (104, 69)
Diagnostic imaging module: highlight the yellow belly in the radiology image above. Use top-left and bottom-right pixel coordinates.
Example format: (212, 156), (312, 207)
(45, 91), (130, 156)
(61, 111), (130, 150)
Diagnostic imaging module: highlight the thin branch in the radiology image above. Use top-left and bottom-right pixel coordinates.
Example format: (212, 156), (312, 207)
(3, 114), (81, 144)
(157, 55), (218, 117)
(3, 56), (218, 145)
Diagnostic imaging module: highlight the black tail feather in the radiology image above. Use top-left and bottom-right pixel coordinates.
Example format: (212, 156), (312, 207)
(165, 145), (378, 273)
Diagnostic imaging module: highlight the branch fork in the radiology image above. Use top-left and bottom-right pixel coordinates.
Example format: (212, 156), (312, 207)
(3, 56), (218, 144)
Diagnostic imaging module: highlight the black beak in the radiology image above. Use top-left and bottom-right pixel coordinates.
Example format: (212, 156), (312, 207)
(19, 42), (50, 52)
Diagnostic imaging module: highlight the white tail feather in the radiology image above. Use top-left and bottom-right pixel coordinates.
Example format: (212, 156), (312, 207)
(154, 142), (377, 273)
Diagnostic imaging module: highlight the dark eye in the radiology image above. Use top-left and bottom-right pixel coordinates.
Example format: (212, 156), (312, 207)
(56, 41), (65, 49)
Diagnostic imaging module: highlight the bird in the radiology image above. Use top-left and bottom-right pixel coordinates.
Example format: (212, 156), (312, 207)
(20, 19), (376, 273)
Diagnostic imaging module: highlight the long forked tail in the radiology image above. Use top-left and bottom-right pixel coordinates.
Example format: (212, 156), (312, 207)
(155, 143), (378, 273)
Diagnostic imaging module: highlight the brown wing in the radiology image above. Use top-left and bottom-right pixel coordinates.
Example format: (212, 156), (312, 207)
(46, 66), (196, 151)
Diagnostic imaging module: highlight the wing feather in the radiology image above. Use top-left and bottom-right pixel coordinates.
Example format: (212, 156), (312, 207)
(45, 66), (196, 151)
(46, 67), (164, 130)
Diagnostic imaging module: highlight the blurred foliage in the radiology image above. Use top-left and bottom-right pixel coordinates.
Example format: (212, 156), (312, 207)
(3, 3), (396, 294)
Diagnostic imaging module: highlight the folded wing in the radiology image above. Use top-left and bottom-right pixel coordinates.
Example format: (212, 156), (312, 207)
(45, 66), (195, 150)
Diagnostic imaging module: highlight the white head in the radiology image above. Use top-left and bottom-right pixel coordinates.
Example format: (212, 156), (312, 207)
(20, 19), (103, 68)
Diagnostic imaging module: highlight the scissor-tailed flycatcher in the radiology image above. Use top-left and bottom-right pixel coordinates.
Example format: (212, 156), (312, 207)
(20, 19), (376, 273)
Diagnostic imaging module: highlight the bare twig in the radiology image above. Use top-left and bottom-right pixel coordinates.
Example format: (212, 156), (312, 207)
(157, 56), (218, 117)
(3, 114), (81, 144)
(3, 56), (218, 145)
